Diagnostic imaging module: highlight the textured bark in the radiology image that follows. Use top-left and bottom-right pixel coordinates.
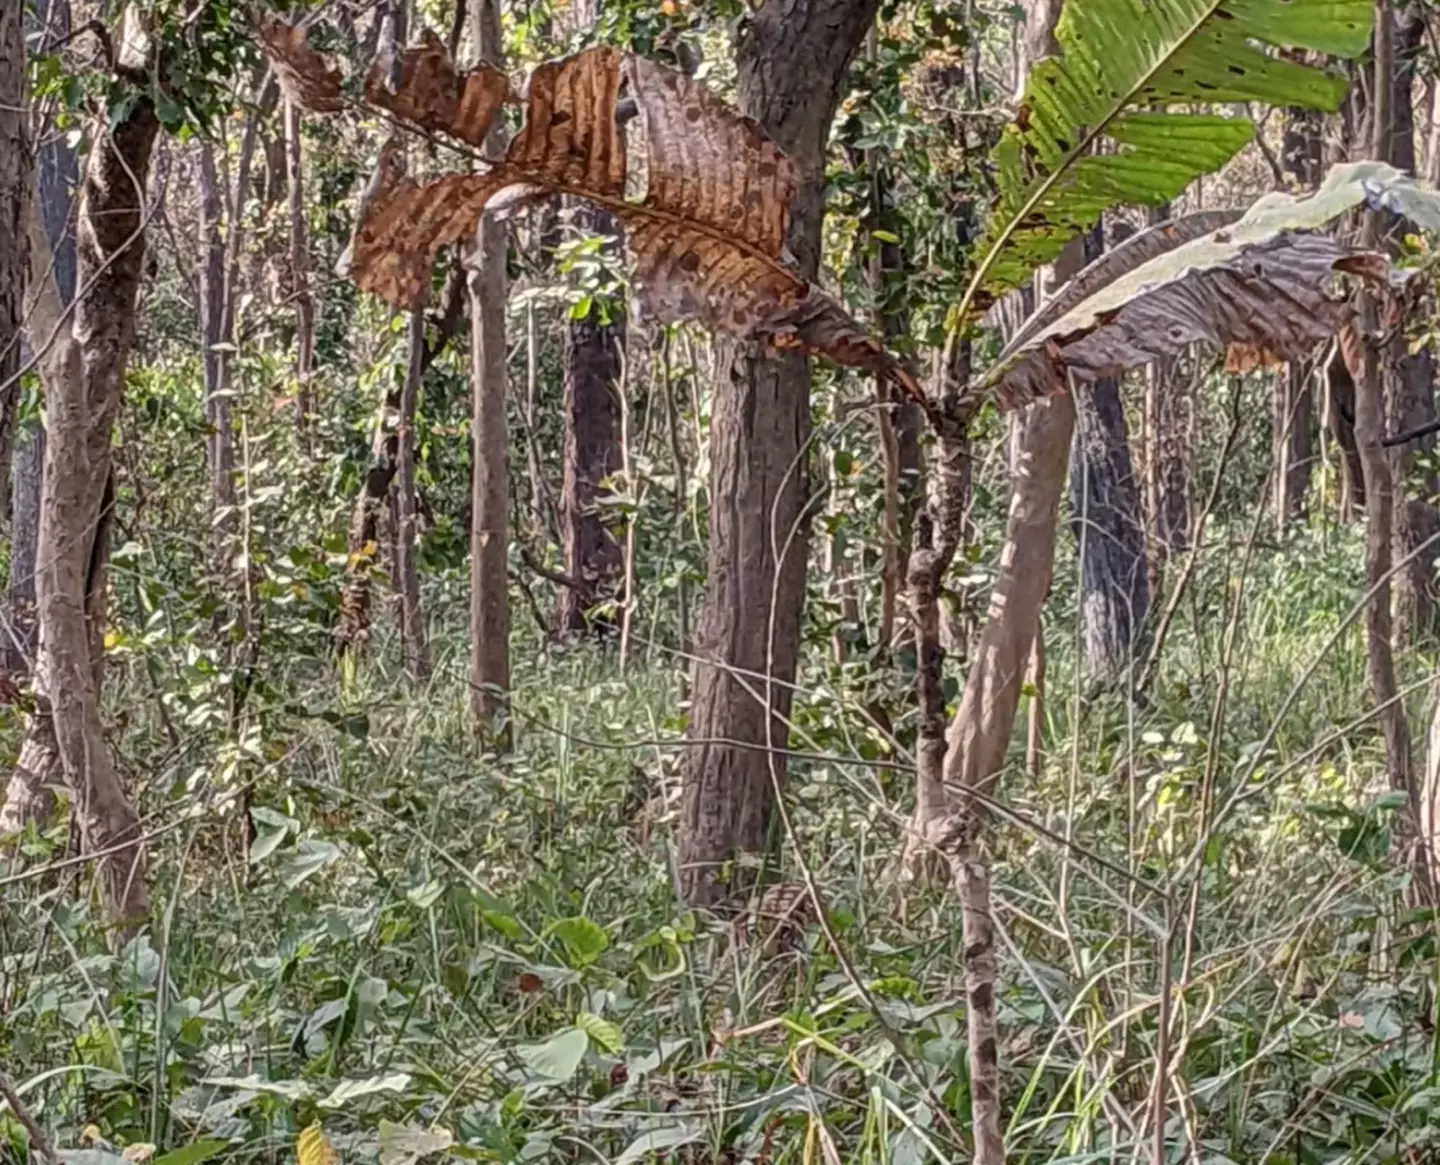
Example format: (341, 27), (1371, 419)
(284, 98), (315, 428)
(0, 0), (25, 540)
(35, 88), (160, 923)
(467, 0), (511, 738)
(944, 393), (1075, 795)
(3, 0), (67, 694)
(904, 341), (972, 872)
(557, 207), (624, 636)
(1388, 348), (1440, 640)
(395, 310), (431, 677)
(678, 0), (880, 907)
(1271, 361), (1314, 527)
(1070, 377), (1149, 682)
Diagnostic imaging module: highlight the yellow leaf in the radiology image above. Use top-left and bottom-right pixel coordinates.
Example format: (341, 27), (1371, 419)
(103, 630), (120, 650)
(298, 1122), (339, 1165)
(81, 1126), (104, 1144)
(122, 1144), (156, 1163)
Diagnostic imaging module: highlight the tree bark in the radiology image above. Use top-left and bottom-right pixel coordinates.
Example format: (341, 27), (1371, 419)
(466, 0), (512, 740)
(284, 98), (315, 430)
(395, 309), (430, 678)
(678, 0), (880, 907)
(1070, 377), (1150, 683)
(903, 341), (972, 873)
(28, 83), (159, 922)
(557, 207), (624, 636)
(935, 391), (1075, 1165)
(0, 0), (25, 545)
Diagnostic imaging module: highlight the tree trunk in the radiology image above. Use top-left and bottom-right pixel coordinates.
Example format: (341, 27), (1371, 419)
(0, 0), (25, 546)
(395, 309), (430, 678)
(1070, 376), (1149, 683)
(557, 206), (624, 636)
(466, 0), (512, 740)
(284, 98), (315, 430)
(29, 80), (159, 922)
(937, 391), (1075, 1165)
(678, 0), (880, 907)
(1271, 360), (1314, 528)
(903, 341), (972, 873)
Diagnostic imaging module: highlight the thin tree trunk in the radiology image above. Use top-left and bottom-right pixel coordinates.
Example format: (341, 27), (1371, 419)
(678, 0), (881, 907)
(1349, 1), (1433, 900)
(467, 0), (512, 740)
(31, 74), (159, 923)
(395, 309), (430, 678)
(284, 98), (315, 430)
(557, 208), (624, 636)
(198, 145), (237, 562)
(903, 341), (972, 874)
(935, 391), (1076, 1165)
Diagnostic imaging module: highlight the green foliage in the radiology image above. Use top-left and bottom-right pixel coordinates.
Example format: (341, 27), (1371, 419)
(962, 0), (1373, 314)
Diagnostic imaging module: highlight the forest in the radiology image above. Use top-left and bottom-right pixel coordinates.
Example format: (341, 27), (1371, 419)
(5, 0), (1440, 1160)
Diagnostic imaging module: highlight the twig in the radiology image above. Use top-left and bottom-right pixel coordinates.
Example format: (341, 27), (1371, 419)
(0, 1066), (60, 1165)
(1381, 417), (1440, 447)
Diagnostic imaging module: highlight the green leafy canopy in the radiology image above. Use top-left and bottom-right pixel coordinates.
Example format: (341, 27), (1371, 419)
(959, 0), (1374, 319)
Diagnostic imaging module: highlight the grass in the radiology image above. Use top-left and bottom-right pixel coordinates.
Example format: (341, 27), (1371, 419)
(3, 519), (1440, 1165)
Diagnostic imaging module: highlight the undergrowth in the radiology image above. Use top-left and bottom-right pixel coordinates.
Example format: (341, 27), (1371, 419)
(4, 525), (1440, 1165)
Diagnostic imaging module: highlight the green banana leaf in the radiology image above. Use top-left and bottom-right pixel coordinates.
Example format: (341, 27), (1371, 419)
(961, 0), (1374, 317)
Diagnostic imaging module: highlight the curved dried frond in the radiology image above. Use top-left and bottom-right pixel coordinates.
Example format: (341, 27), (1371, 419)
(338, 37), (912, 392)
(258, 19), (345, 113)
(985, 162), (1440, 409)
(364, 29), (510, 149)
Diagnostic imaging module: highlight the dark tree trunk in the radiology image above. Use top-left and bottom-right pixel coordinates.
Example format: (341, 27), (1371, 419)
(557, 205), (624, 637)
(0, 0), (24, 547)
(395, 309), (431, 677)
(1068, 227), (1149, 683)
(678, 0), (880, 907)
(1070, 378), (1150, 682)
(1271, 100), (1322, 528)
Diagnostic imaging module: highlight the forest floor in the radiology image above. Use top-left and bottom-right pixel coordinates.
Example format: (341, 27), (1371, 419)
(2, 523), (1438, 1165)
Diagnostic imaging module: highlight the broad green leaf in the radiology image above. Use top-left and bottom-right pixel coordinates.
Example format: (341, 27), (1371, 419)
(615, 1123), (704, 1165)
(377, 1120), (454, 1165)
(516, 1027), (589, 1082)
(152, 1141), (227, 1165)
(319, 1072), (413, 1108)
(248, 825), (288, 864)
(547, 916), (609, 966)
(277, 839), (342, 889)
(575, 1011), (625, 1054)
(962, 0), (1373, 316)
